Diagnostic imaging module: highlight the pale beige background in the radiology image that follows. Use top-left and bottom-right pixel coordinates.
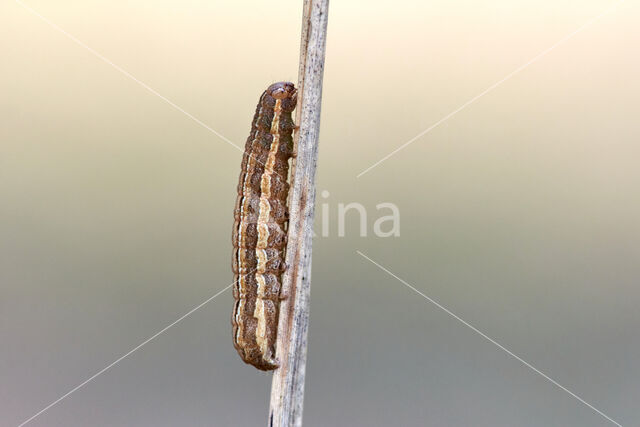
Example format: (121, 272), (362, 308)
(2, 1), (639, 426)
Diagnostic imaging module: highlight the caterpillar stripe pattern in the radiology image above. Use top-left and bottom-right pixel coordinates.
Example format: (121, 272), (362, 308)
(232, 82), (296, 370)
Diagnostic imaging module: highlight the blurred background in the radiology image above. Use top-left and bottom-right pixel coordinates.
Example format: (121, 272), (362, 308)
(2, 0), (639, 426)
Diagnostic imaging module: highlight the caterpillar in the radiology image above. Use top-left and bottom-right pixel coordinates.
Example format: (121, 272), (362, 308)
(231, 82), (297, 370)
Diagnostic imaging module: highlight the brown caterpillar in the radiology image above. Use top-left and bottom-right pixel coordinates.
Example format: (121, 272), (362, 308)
(231, 82), (296, 370)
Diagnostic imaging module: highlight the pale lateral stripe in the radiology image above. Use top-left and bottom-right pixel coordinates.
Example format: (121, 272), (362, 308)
(254, 299), (269, 361)
(254, 98), (283, 363)
(237, 92), (266, 268)
(256, 249), (269, 274)
(234, 299), (244, 342)
(234, 92), (266, 347)
(256, 275), (267, 299)
(256, 200), (271, 249)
